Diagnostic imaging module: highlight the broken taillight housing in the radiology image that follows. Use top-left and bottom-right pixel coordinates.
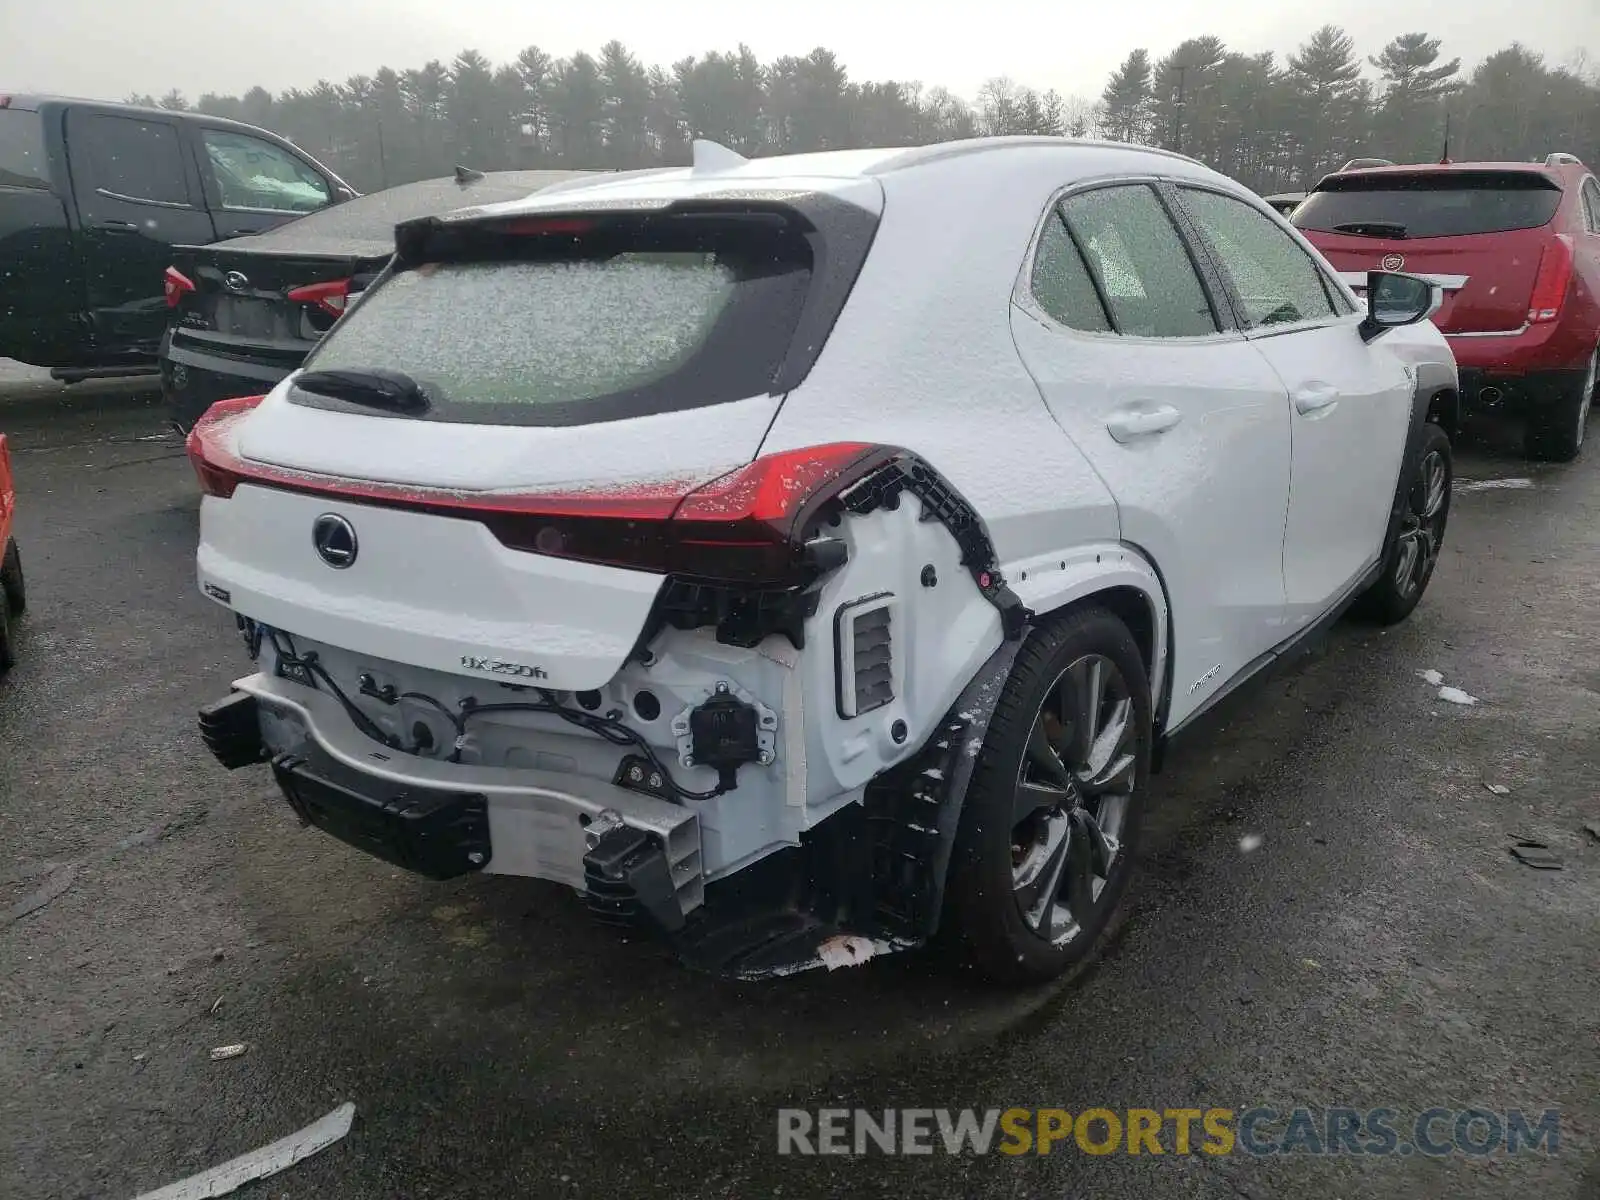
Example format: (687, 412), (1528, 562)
(1527, 234), (1574, 324)
(164, 266), (196, 308)
(186, 409), (891, 586)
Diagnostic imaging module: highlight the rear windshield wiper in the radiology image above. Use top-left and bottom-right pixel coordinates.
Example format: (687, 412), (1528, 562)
(1331, 221), (1409, 239)
(293, 368), (431, 415)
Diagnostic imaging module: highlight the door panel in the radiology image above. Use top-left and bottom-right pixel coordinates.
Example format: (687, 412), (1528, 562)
(1253, 323), (1409, 620)
(1174, 185), (1410, 625)
(63, 108), (217, 360)
(1012, 185), (1291, 728)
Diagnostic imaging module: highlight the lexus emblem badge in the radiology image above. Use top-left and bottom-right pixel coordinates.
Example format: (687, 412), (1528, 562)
(1381, 253), (1405, 272)
(312, 514), (358, 569)
(223, 271), (250, 293)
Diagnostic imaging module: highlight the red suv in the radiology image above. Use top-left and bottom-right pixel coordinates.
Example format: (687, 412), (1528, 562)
(1294, 153), (1600, 460)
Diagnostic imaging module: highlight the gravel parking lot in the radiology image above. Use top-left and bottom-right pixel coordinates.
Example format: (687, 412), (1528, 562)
(1, 376), (1596, 1199)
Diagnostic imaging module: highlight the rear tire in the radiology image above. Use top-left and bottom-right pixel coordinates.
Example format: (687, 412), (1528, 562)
(944, 606), (1151, 986)
(1354, 422), (1451, 625)
(2, 538), (25, 616)
(1523, 348), (1596, 463)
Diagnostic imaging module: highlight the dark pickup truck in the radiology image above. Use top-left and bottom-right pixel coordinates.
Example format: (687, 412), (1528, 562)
(0, 94), (354, 381)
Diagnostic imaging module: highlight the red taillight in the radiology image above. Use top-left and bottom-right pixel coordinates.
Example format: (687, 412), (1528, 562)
(286, 278), (351, 319)
(186, 394), (267, 498)
(183, 426), (888, 584)
(164, 266), (195, 308)
(1528, 234), (1574, 324)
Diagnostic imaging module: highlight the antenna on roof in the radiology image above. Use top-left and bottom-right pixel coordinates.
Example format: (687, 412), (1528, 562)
(691, 139), (748, 175)
(454, 164), (485, 185)
(1439, 114), (1451, 165)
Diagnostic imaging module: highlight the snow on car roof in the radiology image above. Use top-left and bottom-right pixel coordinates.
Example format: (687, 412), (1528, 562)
(448, 137), (1221, 224)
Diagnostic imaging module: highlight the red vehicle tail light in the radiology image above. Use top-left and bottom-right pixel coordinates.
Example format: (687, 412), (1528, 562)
(480, 442), (882, 584)
(286, 278), (352, 319)
(186, 394), (268, 498)
(186, 417), (888, 584)
(1527, 234), (1574, 324)
(164, 266), (195, 308)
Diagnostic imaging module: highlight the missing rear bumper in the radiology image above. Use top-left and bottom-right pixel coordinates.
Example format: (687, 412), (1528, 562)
(271, 743), (492, 880)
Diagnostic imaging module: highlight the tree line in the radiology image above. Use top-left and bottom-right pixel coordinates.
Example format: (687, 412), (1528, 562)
(130, 27), (1599, 197)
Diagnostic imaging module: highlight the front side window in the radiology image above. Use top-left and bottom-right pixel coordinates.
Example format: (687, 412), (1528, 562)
(1582, 179), (1600, 233)
(1181, 188), (1340, 328)
(85, 115), (189, 205)
(1058, 185), (1218, 338)
(201, 130), (331, 213)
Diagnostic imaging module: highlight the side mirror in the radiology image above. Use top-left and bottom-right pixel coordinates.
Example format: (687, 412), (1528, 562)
(1359, 271), (1437, 342)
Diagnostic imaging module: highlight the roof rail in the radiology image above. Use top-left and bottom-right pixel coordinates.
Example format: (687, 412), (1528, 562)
(1339, 157), (1395, 171)
(1545, 152), (1582, 168)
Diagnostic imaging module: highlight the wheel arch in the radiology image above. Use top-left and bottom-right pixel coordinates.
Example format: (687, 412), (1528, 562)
(862, 544), (1173, 943)
(1425, 386), (1461, 440)
(1009, 542), (1171, 731)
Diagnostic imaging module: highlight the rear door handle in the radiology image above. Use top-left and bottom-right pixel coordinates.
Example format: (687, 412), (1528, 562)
(1292, 383), (1340, 415)
(1106, 405), (1183, 443)
(98, 219), (137, 229)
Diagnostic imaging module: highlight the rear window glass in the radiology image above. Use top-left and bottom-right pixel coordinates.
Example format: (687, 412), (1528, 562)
(300, 216), (814, 426)
(1293, 173), (1562, 238)
(0, 109), (48, 189)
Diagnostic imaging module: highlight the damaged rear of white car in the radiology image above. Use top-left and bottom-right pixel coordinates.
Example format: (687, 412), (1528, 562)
(191, 139), (1452, 985)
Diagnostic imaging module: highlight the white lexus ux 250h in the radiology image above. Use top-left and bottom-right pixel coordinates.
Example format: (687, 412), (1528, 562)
(190, 137), (1458, 985)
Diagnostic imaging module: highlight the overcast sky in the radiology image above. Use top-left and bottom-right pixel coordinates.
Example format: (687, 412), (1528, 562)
(1, 0), (1593, 103)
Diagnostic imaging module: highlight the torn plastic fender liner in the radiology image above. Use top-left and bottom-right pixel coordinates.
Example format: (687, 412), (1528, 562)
(837, 450), (1032, 641)
(864, 635), (1025, 940)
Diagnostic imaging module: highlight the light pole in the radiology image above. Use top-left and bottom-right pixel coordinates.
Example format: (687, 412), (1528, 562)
(1171, 66), (1187, 153)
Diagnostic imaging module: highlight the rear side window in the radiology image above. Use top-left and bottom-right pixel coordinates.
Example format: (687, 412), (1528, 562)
(301, 211), (821, 426)
(0, 110), (48, 189)
(1059, 185), (1218, 338)
(1029, 209), (1110, 332)
(1293, 172), (1563, 238)
(1180, 188), (1343, 327)
(84, 115), (190, 206)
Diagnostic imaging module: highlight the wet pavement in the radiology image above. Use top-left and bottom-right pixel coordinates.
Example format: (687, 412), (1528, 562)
(1, 379), (1596, 1199)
